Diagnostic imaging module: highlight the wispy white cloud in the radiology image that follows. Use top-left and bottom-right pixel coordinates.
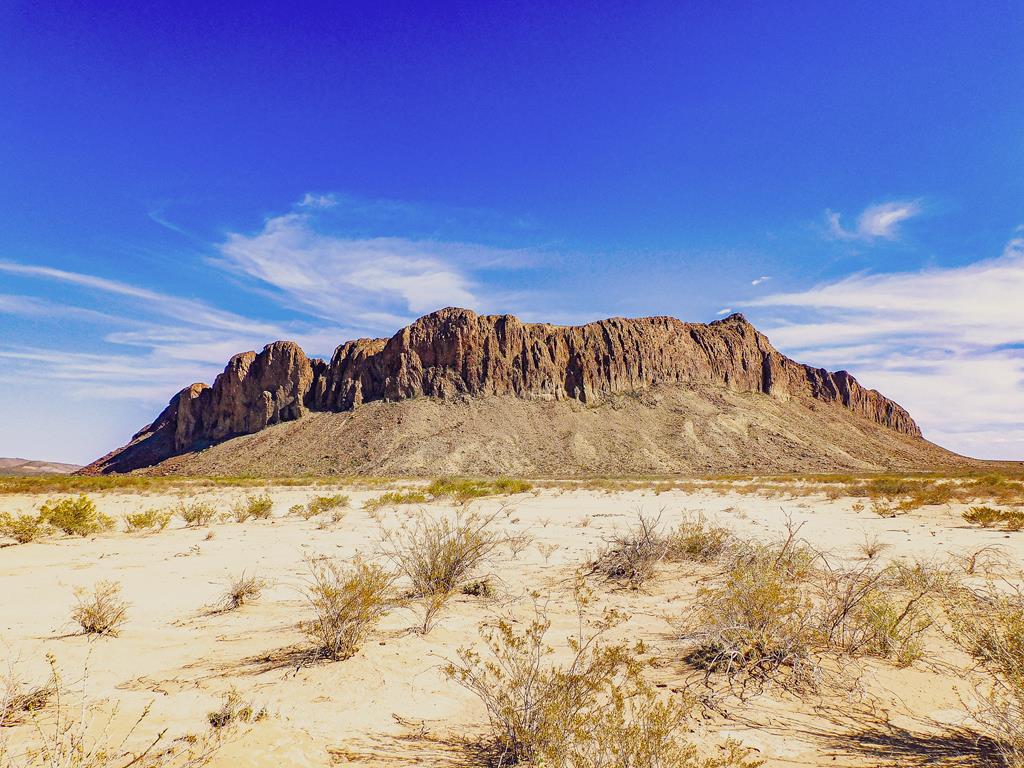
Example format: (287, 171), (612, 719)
(0, 261), (280, 335)
(298, 193), (338, 209)
(751, 275), (771, 286)
(751, 232), (1024, 459)
(826, 200), (922, 241)
(716, 307), (733, 316)
(214, 208), (533, 327)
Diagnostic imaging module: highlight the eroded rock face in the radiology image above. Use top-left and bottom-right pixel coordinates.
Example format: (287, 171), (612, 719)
(82, 308), (921, 473)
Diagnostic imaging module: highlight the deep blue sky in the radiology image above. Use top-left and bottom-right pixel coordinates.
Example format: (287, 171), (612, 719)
(2, 1), (1023, 462)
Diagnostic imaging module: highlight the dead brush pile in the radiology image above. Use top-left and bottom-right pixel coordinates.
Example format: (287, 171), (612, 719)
(681, 522), (950, 693)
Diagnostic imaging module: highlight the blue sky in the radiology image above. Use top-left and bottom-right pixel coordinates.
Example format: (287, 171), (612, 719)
(1, 1), (1022, 464)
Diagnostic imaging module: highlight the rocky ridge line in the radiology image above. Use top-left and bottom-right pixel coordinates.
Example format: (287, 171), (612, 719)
(83, 307), (920, 474)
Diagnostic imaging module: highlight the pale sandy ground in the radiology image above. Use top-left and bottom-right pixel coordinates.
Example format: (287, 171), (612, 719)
(2, 484), (1019, 767)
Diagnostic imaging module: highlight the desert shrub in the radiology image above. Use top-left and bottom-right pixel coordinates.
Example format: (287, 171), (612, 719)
(230, 494), (273, 523)
(124, 509), (173, 532)
(684, 541), (821, 690)
(666, 514), (734, 564)
(379, 509), (501, 632)
(380, 509), (501, 597)
(207, 688), (267, 729)
(505, 530), (534, 558)
(364, 490), (429, 511)
(592, 513), (669, 588)
(815, 563), (934, 667)
(301, 555), (396, 660)
(947, 584), (1024, 766)
(175, 500), (217, 527)
(899, 481), (955, 510)
(854, 533), (890, 560)
(71, 580), (128, 636)
(681, 523), (945, 690)
(964, 506), (1024, 531)
(427, 477), (533, 502)
(288, 503), (309, 517)
(219, 572), (268, 611)
(308, 494), (349, 515)
(0, 511), (49, 543)
(445, 585), (761, 767)
(961, 474), (1024, 504)
(39, 495), (113, 537)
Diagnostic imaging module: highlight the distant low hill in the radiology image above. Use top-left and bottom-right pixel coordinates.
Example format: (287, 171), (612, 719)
(0, 457), (82, 476)
(84, 307), (978, 476)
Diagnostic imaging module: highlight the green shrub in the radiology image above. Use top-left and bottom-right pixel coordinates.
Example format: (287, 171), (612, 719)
(666, 514), (734, 563)
(175, 500), (217, 527)
(427, 477), (532, 502)
(301, 555), (396, 660)
(308, 494), (349, 515)
(364, 490), (429, 511)
(39, 495), (113, 536)
(0, 511), (49, 543)
(124, 509), (173, 532)
(230, 494), (273, 522)
(964, 506), (1024, 531)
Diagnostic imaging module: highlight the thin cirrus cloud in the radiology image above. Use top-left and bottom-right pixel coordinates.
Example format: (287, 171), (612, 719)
(749, 231), (1024, 459)
(826, 200), (922, 241)
(0, 259), (355, 404)
(213, 208), (534, 328)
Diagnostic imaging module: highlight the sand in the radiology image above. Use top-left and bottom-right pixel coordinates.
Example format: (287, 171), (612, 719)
(1, 483), (1018, 766)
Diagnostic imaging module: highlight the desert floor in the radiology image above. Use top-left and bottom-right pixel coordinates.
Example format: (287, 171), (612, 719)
(2, 481), (1020, 767)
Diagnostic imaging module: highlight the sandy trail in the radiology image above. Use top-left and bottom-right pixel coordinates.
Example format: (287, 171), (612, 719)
(1, 484), (1017, 766)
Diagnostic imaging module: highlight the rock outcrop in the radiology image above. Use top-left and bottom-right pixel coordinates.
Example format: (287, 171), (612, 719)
(83, 308), (922, 474)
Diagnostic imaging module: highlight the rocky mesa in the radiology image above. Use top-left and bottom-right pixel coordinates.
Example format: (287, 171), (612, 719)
(83, 307), (936, 476)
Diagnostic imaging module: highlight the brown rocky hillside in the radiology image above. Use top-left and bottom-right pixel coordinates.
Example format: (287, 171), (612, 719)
(83, 308), (974, 476)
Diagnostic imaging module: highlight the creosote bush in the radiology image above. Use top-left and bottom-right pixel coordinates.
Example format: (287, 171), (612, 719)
(427, 477), (533, 502)
(175, 500), (217, 527)
(124, 509), (173, 533)
(682, 524), (944, 691)
(219, 572), (268, 611)
(301, 555), (396, 660)
(445, 582), (762, 768)
(0, 511), (49, 543)
(379, 508), (501, 632)
(665, 514), (734, 564)
(71, 580), (129, 636)
(230, 494), (273, 523)
(308, 494), (349, 516)
(364, 490), (429, 511)
(39, 495), (113, 537)
(964, 506), (1024, 531)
